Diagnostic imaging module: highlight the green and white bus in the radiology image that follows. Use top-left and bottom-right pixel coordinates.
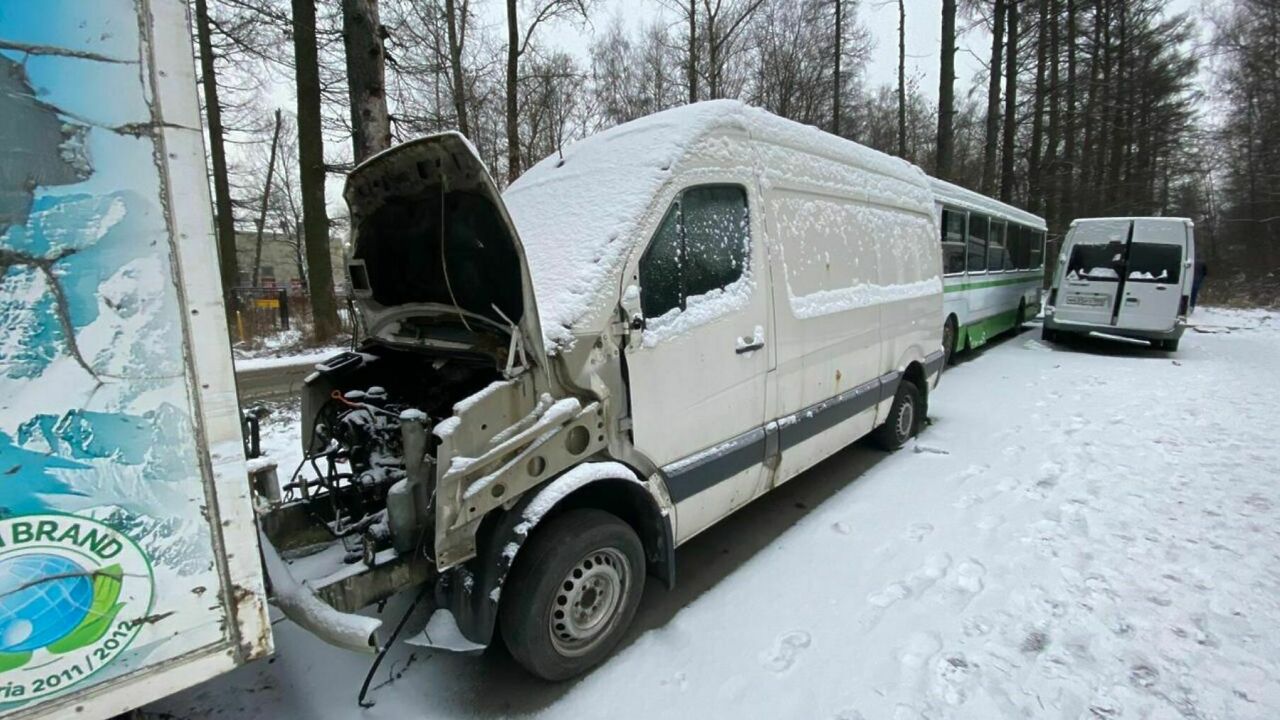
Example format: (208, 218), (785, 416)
(930, 177), (1047, 362)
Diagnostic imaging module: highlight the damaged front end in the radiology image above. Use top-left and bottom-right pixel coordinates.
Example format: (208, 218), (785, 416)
(253, 133), (613, 653)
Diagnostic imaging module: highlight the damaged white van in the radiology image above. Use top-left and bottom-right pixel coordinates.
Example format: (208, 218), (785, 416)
(256, 100), (943, 680)
(1043, 217), (1194, 350)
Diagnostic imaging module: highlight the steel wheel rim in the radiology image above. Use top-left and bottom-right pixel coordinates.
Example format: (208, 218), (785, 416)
(896, 396), (914, 441)
(548, 547), (631, 658)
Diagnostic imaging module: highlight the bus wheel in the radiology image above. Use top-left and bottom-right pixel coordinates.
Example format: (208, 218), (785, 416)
(500, 509), (645, 681)
(943, 317), (958, 365)
(1015, 300), (1027, 330)
(873, 380), (921, 451)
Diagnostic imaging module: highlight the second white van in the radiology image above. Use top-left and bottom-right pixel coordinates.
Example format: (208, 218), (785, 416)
(1043, 216), (1194, 350)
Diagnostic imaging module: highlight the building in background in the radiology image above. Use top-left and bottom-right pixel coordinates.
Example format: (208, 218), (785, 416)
(233, 229), (347, 291)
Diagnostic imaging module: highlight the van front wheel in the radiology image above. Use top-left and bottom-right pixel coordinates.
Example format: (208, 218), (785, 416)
(499, 509), (645, 681)
(873, 380), (921, 451)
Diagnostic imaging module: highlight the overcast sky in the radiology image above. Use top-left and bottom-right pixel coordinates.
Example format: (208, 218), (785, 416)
(480, 0), (1207, 100)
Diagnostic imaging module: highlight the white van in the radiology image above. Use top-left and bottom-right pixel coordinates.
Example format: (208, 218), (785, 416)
(1043, 217), (1194, 350)
(260, 100), (944, 680)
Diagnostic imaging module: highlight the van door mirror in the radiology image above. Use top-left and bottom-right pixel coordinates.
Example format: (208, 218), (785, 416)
(621, 283), (645, 330)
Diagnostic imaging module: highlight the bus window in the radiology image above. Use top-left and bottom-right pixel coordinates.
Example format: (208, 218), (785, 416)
(987, 219), (1006, 272)
(1030, 230), (1044, 269)
(1008, 222), (1029, 267)
(941, 208), (967, 274)
(967, 215), (988, 272)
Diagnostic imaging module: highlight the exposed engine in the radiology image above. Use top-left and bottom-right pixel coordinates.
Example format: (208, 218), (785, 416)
(281, 347), (498, 566)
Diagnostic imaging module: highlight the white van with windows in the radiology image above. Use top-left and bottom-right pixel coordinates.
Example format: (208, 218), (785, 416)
(1043, 217), (1194, 350)
(257, 100), (945, 681)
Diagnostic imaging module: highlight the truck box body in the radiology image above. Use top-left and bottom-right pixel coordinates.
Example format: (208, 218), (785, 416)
(0, 1), (270, 717)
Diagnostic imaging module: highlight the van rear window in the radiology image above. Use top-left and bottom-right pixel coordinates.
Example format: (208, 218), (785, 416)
(1066, 241), (1125, 282)
(1126, 242), (1182, 283)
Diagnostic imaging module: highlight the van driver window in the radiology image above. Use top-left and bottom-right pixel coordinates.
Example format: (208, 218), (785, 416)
(941, 208), (966, 274)
(639, 185), (750, 318)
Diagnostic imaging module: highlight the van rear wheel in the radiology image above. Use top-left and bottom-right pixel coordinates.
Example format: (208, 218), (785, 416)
(499, 509), (645, 681)
(873, 380), (921, 451)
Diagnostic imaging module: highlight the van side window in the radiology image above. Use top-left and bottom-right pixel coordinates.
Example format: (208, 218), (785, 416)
(941, 208), (966, 275)
(639, 184), (749, 319)
(1066, 241), (1126, 281)
(1126, 243), (1182, 283)
(967, 215), (989, 272)
(639, 204), (684, 318)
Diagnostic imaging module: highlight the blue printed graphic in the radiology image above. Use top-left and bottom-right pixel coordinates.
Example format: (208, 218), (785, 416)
(0, 553), (93, 653)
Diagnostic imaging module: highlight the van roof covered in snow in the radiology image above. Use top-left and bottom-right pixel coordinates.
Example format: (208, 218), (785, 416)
(927, 176), (1047, 231)
(503, 99), (933, 350)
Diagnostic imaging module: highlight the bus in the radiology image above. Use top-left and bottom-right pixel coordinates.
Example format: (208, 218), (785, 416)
(930, 178), (1048, 362)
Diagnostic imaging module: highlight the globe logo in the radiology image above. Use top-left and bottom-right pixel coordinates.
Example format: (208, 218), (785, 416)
(0, 553), (94, 654)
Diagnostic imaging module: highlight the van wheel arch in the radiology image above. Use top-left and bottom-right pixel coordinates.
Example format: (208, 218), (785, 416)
(441, 464), (674, 651)
(901, 361), (928, 423)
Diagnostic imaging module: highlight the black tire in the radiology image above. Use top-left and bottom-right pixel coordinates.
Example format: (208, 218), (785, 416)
(873, 380), (922, 451)
(1042, 326), (1059, 343)
(499, 509), (645, 681)
(1015, 300), (1027, 330)
(942, 316), (959, 366)
(1161, 338), (1180, 352)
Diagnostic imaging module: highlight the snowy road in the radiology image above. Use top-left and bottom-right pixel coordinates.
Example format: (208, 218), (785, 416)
(151, 309), (1280, 719)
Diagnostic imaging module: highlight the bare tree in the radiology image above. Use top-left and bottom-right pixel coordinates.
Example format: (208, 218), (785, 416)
(250, 109), (284, 287)
(342, 0), (392, 163)
(936, 0), (957, 179)
(897, 0), (906, 157)
(980, 0), (1005, 195)
(505, 0), (591, 183)
(999, 0), (1019, 202)
(292, 0), (341, 340)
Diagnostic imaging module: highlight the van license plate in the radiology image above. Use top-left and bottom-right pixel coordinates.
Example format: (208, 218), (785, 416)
(1065, 294), (1109, 308)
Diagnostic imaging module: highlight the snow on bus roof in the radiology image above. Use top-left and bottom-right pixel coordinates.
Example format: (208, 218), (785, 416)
(504, 100), (931, 351)
(927, 176), (1047, 231)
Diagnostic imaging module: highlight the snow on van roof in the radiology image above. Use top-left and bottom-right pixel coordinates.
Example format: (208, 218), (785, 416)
(927, 176), (1046, 231)
(503, 100), (931, 351)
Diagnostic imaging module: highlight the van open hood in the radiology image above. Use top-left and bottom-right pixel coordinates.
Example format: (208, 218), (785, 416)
(343, 133), (545, 365)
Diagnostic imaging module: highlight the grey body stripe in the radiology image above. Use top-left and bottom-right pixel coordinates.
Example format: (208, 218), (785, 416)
(663, 370), (902, 503)
(663, 426), (766, 503)
(924, 350), (945, 378)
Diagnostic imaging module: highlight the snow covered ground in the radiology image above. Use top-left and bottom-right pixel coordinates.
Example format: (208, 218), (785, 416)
(150, 308), (1280, 719)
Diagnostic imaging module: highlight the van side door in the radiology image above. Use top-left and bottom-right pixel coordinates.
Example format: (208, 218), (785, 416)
(1056, 219), (1130, 326)
(621, 180), (772, 543)
(1116, 219), (1187, 332)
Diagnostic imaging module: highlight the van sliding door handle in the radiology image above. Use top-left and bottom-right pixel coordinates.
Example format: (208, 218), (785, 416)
(736, 339), (765, 354)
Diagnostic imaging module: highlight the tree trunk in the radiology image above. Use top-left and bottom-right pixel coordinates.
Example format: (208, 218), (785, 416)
(982, 0), (1005, 195)
(1061, 0), (1077, 222)
(688, 0), (698, 104)
(936, 0), (957, 180)
(343, 0), (391, 164)
(505, 0), (521, 183)
(445, 0), (471, 138)
(1104, 0), (1127, 209)
(1046, 0), (1061, 225)
(832, 0), (842, 135)
(292, 0), (340, 341)
(897, 0), (907, 159)
(194, 0), (238, 313)
(1000, 0), (1019, 203)
(251, 110), (283, 288)
(1028, 0), (1049, 213)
